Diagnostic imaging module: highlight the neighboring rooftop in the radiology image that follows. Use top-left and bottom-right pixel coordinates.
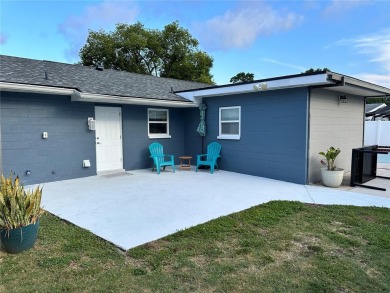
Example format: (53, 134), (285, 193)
(365, 103), (387, 113)
(366, 105), (390, 119)
(0, 55), (210, 103)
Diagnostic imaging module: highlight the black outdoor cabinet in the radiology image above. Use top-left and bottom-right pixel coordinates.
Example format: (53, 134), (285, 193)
(351, 145), (389, 191)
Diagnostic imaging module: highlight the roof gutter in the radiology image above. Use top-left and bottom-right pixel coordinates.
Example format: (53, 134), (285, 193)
(71, 91), (197, 108)
(0, 82), (197, 108)
(0, 81), (75, 96)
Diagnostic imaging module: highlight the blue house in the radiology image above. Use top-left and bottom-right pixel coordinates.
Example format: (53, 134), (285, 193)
(1, 55), (389, 185)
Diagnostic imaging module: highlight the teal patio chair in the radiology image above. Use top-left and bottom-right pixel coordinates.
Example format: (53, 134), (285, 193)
(196, 142), (221, 174)
(149, 142), (175, 174)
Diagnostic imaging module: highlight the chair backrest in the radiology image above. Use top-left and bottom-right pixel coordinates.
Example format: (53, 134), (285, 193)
(207, 142), (221, 161)
(149, 142), (164, 163)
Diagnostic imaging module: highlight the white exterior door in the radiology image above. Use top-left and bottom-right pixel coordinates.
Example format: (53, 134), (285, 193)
(95, 106), (123, 173)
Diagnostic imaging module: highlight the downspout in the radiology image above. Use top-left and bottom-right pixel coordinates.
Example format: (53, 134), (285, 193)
(305, 88), (311, 185)
(363, 97), (367, 147)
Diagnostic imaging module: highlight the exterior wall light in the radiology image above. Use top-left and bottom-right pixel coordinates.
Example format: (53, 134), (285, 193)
(339, 95), (348, 104)
(253, 82), (268, 91)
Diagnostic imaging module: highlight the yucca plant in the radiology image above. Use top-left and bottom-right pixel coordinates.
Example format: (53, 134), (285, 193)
(319, 146), (341, 171)
(0, 174), (43, 231)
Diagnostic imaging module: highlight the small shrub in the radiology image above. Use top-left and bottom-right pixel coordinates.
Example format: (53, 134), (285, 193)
(0, 173), (43, 230)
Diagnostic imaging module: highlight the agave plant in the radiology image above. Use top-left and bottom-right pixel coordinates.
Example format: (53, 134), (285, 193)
(0, 174), (43, 230)
(319, 146), (341, 171)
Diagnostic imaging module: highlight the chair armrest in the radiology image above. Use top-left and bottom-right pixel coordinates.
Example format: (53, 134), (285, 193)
(197, 154), (207, 159)
(211, 155), (221, 162)
(150, 155), (164, 158)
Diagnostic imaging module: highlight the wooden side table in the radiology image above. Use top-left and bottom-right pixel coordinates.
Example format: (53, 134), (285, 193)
(179, 156), (192, 171)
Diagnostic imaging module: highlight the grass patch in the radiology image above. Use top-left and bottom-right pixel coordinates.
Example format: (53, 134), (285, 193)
(1, 201), (389, 292)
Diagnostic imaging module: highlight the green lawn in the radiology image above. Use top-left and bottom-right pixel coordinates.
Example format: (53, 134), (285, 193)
(1, 201), (389, 292)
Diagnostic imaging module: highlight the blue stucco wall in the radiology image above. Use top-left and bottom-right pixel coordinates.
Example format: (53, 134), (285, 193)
(1, 91), (96, 185)
(202, 88), (309, 184)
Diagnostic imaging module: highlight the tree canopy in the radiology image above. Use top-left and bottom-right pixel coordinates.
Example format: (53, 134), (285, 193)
(79, 21), (214, 84)
(230, 72), (255, 83)
(366, 98), (389, 105)
(303, 68), (331, 74)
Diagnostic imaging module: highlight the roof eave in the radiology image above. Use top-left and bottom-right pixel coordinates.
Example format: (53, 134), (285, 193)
(71, 91), (197, 108)
(0, 81), (76, 96)
(176, 73), (332, 103)
(0, 82), (197, 108)
(326, 72), (390, 97)
(176, 72), (390, 102)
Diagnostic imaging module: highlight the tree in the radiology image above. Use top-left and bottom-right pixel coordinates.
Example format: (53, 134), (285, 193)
(230, 72), (255, 83)
(79, 21), (214, 84)
(303, 68), (331, 74)
(366, 97), (389, 105)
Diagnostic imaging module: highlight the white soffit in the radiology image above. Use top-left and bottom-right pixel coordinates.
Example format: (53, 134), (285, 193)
(324, 85), (387, 97)
(177, 73), (331, 102)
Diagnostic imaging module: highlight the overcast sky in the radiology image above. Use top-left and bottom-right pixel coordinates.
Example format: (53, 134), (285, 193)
(1, 0), (389, 86)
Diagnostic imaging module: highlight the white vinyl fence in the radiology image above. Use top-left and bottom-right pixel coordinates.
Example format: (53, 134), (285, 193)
(364, 121), (390, 147)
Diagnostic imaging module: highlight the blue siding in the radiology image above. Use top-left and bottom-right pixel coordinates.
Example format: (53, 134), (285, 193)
(202, 88), (309, 184)
(1, 92), (96, 184)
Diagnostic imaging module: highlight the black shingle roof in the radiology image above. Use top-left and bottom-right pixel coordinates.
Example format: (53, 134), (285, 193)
(365, 103), (386, 113)
(373, 105), (390, 116)
(0, 55), (211, 102)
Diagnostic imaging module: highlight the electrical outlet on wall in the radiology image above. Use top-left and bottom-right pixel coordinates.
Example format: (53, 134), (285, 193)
(83, 160), (91, 168)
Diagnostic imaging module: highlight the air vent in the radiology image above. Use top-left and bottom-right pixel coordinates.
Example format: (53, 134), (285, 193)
(96, 63), (104, 71)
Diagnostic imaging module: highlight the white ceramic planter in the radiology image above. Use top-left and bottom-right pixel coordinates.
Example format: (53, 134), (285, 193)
(321, 167), (344, 188)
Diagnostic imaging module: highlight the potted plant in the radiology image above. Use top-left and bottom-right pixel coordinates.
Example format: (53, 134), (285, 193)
(0, 174), (43, 253)
(319, 146), (344, 188)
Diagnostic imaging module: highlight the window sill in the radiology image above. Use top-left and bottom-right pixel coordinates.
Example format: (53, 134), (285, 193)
(148, 134), (172, 139)
(217, 135), (240, 140)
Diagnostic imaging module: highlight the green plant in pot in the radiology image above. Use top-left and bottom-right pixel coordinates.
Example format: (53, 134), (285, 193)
(0, 174), (43, 253)
(319, 146), (344, 188)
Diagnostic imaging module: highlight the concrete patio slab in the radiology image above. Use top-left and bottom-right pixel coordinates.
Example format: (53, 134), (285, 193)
(35, 167), (390, 250)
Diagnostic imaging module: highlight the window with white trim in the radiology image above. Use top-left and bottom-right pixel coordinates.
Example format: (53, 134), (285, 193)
(148, 108), (171, 139)
(217, 106), (241, 140)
